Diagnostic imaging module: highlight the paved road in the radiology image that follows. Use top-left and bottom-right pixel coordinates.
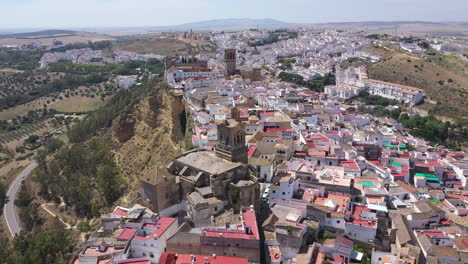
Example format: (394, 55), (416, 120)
(3, 162), (38, 237)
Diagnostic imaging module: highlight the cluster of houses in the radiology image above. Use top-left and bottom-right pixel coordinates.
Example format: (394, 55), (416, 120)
(205, 29), (380, 80)
(73, 204), (259, 264)
(73, 29), (468, 264)
(325, 66), (425, 104)
(177, 66), (466, 263)
(40, 48), (164, 67)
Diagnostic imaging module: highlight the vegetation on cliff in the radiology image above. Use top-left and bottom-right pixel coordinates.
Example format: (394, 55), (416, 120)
(33, 138), (125, 218)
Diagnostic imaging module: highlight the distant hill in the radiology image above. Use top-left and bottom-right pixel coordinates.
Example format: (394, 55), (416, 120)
(0, 29), (78, 39)
(315, 21), (468, 36)
(148, 18), (291, 32)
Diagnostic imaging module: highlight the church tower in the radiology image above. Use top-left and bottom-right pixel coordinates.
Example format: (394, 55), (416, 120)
(215, 116), (247, 164)
(225, 49), (237, 76)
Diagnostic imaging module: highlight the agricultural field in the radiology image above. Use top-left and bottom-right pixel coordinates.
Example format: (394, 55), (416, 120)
(0, 70), (64, 98)
(51, 94), (109, 113)
(0, 84), (112, 120)
(0, 31), (113, 47)
(113, 35), (215, 56)
(0, 121), (47, 145)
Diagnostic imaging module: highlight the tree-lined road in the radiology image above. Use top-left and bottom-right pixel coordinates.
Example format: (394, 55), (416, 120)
(3, 162), (38, 237)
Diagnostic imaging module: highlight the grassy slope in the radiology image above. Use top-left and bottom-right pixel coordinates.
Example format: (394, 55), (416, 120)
(113, 37), (191, 56)
(366, 45), (468, 123)
(113, 36), (215, 57)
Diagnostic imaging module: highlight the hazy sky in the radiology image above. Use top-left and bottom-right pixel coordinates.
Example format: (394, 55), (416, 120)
(1, 0), (468, 29)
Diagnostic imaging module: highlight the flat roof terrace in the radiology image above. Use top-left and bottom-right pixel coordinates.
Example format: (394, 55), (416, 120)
(176, 150), (242, 175)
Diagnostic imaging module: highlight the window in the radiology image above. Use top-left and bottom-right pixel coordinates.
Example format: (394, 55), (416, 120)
(336, 220), (340, 224)
(272, 190), (276, 193)
(143, 253), (146, 257)
(282, 192), (285, 195)
(150, 253), (154, 258)
(214, 207), (218, 212)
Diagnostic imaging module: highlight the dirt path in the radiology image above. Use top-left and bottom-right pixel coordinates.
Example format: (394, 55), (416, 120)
(40, 203), (73, 230)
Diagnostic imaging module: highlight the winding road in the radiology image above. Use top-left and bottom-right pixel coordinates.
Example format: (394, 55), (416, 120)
(3, 162), (38, 237)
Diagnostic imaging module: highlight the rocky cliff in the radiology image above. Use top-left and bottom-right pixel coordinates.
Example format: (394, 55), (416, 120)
(111, 87), (189, 202)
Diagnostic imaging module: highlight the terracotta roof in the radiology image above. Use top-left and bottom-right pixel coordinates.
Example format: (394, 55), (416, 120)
(396, 180), (417, 193)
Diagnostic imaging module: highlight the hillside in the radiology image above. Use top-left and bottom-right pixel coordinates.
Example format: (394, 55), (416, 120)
(316, 21), (468, 37)
(113, 36), (215, 56)
(0, 30), (78, 39)
(365, 45), (468, 124)
(0, 31), (113, 47)
(148, 18), (290, 32)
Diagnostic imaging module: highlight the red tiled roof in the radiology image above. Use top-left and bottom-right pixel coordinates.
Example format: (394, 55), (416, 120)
(248, 146), (256, 157)
(133, 217), (177, 241)
(117, 228), (136, 241)
(114, 258), (150, 264)
(159, 253), (248, 264)
(340, 160), (360, 171)
(112, 208), (128, 217)
(336, 236), (353, 248)
(203, 208), (259, 240)
(447, 193), (468, 199)
(351, 219), (377, 227)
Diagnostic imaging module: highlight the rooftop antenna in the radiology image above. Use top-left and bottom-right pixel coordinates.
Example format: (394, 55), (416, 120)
(394, 25), (398, 37)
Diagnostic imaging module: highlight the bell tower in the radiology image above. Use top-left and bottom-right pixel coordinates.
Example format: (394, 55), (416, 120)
(225, 48), (237, 76)
(215, 118), (247, 164)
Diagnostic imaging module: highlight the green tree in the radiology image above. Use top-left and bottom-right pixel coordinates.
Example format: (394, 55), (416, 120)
(97, 163), (125, 205)
(0, 182), (6, 214)
(15, 185), (33, 207)
(6, 226), (73, 264)
(18, 203), (42, 232)
(46, 138), (64, 154)
(25, 135), (39, 144)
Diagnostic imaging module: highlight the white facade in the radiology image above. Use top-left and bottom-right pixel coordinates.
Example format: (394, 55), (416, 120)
(324, 216), (346, 230)
(255, 163), (275, 183)
(185, 77), (223, 90)
(344, 223), (377, 242)
(269, 177), (299, 201)
(129, 218), (178, 264)
(367, 79), (425, 104)
(324, 85), (361, 99)
(167, 69), (224, 83)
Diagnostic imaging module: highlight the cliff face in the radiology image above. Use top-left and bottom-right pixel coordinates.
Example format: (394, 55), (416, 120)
(111, 88), (188, 202)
